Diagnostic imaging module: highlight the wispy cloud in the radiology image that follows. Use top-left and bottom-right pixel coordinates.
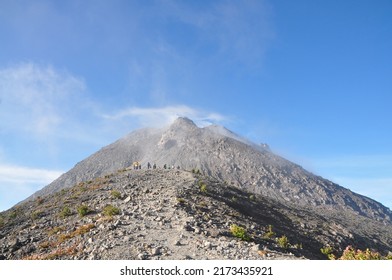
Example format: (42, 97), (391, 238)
(0, 62), (87, 139)
(0, 164), (63, 185)
(0, 164), (63, 211)
(102, 105), (228, 128)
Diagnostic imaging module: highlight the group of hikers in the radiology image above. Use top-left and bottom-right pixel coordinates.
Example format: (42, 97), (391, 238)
(131, 161), (180, 170)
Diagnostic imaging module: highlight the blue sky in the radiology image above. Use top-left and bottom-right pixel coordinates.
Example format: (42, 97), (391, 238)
(0, 0), (391, 211)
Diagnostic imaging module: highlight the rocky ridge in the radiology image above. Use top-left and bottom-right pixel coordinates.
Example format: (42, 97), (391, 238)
(1, 168), (392, 260)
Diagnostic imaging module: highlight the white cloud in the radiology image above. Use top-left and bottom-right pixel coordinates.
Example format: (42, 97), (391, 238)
(0, 62), (87, 138)
(0, 164), (63, 185)
(0, 164), (63, 211)
(103, 105), (228, 128)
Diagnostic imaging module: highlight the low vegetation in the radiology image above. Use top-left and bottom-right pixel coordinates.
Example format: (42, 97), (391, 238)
(263, 225), (275, 239)
(59, 206), (72, 218)
(31, 210), (42, 221)
(111, 190), (122, 199)
(230, 224), (251, 241)
(48, 226), (64, 236)
(0, 215), (4, 228)
(198, 181), (208, 193)
(102, 205), (120, 217)
(320, 245), (335, 260)
(58, 224), (95, 243)
(277, 235), (289, 249)
(176, 197), (186, 204)
(24, 244), (79, 260)
(321, 245), (392, 260)
(77, 205), (90, 217)
(35, 196), (44, 205)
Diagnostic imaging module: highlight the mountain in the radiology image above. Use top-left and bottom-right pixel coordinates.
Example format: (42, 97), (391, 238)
(1, 168), (391, 260)
(28, 117), (392, 222)
(1, 117), (392, 260)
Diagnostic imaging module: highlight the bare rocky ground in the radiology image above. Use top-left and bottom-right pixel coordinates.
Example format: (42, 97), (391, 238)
(1, 168), (391, 260)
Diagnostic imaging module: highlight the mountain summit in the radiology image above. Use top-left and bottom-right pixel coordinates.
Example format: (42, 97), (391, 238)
(30, 117), (392, 222)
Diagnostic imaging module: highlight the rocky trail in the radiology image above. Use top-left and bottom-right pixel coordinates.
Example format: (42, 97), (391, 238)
(2, 168), (391, 260)
(0, 169), (306, 260)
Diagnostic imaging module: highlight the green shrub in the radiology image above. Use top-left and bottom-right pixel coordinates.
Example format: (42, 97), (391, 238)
(0, 216), (4, 228)
(230, 224), (250, 241)
(77, 205), (90, 217)
(277, 235), (289, 249)
(263, 225), (275, 239)
(59, 206), (72, 218)
(199, 182), (207, 193)
(111, 190), (121, 199)
(31, 210), (42, 221)
(102, 205), (120, 217)
(320, 245), (335, 260)
(9, 208), (21, 220)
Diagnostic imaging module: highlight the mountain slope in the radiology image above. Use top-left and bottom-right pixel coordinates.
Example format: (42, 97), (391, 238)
(28, 117), (392, 223)
(2, 169), (392, 260)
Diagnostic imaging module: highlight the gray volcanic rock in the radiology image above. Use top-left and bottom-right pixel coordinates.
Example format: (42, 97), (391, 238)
(2, 169), (392, 260)
(27, 117), (392, 223)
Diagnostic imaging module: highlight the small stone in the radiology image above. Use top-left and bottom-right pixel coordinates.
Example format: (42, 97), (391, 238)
(184, 224), (193, 231)
(88, 238), (94, 244)
(123, 196), (131, 203)
(151, 247), (161, 256)
(194, 227), (201, 234)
